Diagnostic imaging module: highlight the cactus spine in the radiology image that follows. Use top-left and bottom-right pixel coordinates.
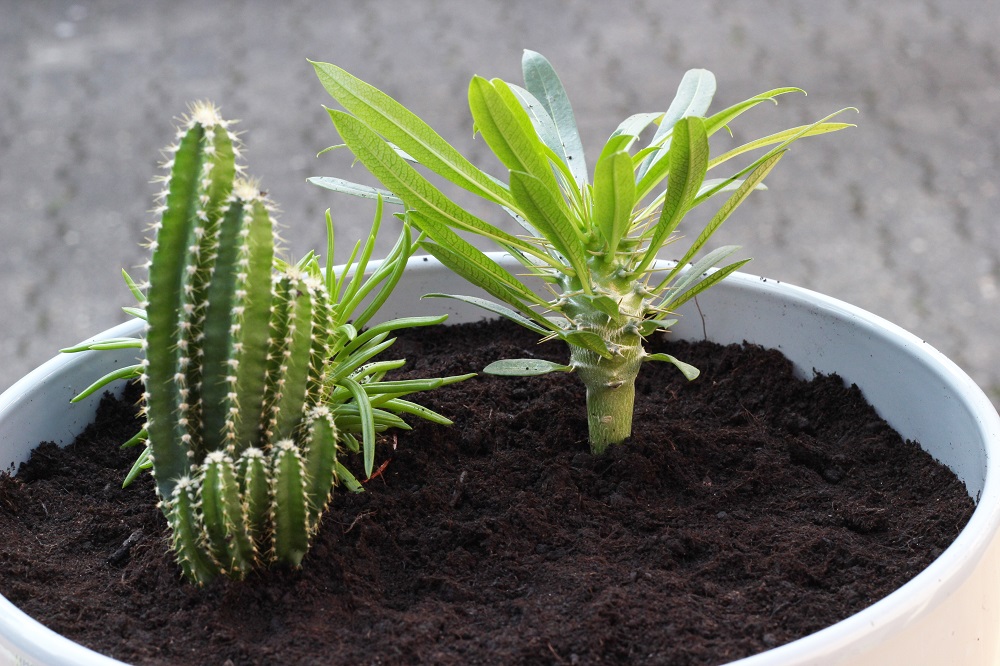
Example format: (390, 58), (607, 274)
(146, 103), (340, 583)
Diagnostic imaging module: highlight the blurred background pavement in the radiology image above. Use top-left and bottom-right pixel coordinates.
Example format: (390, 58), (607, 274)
(2, 0), (999, 405)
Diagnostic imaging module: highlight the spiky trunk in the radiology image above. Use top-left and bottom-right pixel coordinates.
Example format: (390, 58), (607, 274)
(562, 264), (648, 454)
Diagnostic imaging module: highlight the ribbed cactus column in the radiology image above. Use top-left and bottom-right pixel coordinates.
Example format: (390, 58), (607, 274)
(63, 100), (475, 585)
(143, 103), (344, 583)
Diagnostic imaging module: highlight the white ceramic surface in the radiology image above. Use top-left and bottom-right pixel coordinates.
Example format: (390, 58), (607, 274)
(1, 254), (998, 665)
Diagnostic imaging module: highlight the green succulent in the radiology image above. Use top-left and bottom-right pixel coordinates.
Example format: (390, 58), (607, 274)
(310, 51), (854, 453)
(65, 102), (472, 583)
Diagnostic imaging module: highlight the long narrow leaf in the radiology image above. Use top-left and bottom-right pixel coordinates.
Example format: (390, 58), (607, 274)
(419, 240), (558, 334)
(340, 376), (376, 477)
(423, 293), (552, 335)
(312, 60), (515, 208)
(407, 209), (553, 311)
(656, 152), (784, 292)
(484, 358), (574, 376)
(663, 245), (743, 304)
(508, 170), (590, 284)
(522, 49), (588, 186)
(702, 88), (805, 138)
(636, 116), (709, 273)
(329, 110), (538, 256)
(468, 77), (561, 195)
(662, 259), (750, 311)
(695, 108), (855, 206)
(69, 363), (143, 403)
(308, 176), (404, 205)
(708, 122), (855, 171)
(591, 149), (635, 255)
(644, 353), (701, 380)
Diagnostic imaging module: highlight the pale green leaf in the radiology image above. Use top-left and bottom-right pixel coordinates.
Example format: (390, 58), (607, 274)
(696, 108), (854, 206)
(663, 259), (751, 311)
(484, 358), (573, 376)
(637, 69), (716, 180)
(662, 245), (743, 305)
(522, 49), (588, 186)
(702, 87), (805, 138)
(308, 176), (404, 205)
(60, 337), (142, 353)
(645, 353), (701, 380)
(707, 122), (856, 171)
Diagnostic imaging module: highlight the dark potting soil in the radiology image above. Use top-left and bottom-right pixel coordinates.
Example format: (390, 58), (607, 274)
(0, 319), (975, 666)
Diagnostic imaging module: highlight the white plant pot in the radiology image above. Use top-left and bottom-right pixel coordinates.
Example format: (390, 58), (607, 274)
(1, 254), (998, 666)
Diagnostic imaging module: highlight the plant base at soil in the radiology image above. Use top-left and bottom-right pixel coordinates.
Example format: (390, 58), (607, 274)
(0, 320), (974, 665)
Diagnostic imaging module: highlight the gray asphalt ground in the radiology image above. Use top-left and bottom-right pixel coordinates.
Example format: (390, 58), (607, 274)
(2, 1), (999, 406)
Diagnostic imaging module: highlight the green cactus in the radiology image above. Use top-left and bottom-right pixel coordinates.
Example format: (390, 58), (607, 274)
(65, 102), (473, 583)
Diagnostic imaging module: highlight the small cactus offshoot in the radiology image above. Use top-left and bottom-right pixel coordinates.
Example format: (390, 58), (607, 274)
(65, 102), (472, 583)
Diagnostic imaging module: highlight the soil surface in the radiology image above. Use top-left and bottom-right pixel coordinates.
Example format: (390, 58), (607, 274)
(0, 320), (975, 665)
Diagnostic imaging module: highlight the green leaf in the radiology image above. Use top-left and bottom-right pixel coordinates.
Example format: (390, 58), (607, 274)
(707, 122), (856, 171)
(340, 376), (376, 477)
(591, 149), (636, 255)
(637, 318), (678, 336)
(122, 269), (144, 304)
(423, 293), (552, 335)
(344, 314), (450, 355)
(636, 116), (709, 273)
(664, 258), (751, 311)
(663, 245), (744, 306)
(508, 170), (590, 283)
(69, 363), (143, 403)
(121, 306), (146, 321)
(636, 113), (709, 204)
(484, 358), (574, 376)
(645, 353), (700, 380)
(379, 398), (460, 425)
(562, 330), (613, 358)
(408, 210), (550, 310)
(328, 111), (535, 255)
(60, 337), (142, 353)
(656, 151), (784, 292)
(468, 77), (560, 194)
(121, 445), (152, 488)
(702, 87), (805, 138)
(507, 84), (564, 164)
(312, 60), (514, 208)
(308, 176), (404, 206)
(522, 49), (588, 186)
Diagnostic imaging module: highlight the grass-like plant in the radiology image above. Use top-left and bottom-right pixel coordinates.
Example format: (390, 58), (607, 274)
(64, 102), (471, 583)
(310, 51), (854, 453)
